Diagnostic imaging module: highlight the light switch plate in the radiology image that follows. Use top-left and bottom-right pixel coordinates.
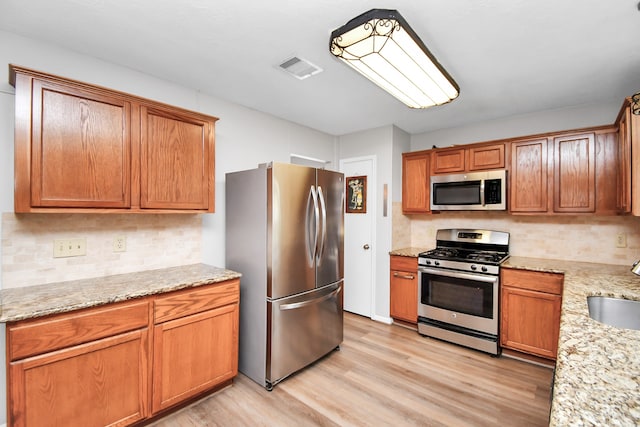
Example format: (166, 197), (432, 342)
(53, 238), (86, 258)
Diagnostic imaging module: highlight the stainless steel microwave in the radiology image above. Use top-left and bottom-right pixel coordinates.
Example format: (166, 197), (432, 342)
(430, 170), (507, 211)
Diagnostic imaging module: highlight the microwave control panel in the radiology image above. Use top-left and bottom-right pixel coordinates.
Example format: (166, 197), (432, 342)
(484, 179), (502, 204)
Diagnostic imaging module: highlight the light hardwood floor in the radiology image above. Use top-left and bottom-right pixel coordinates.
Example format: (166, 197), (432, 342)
(150, 312), (553, 427)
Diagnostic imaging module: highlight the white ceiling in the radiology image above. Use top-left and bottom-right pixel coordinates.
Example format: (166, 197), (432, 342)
(1, 0), (639, 136)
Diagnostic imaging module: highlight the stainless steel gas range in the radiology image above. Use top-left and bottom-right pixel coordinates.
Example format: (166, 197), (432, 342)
(417, 229), (510, 355)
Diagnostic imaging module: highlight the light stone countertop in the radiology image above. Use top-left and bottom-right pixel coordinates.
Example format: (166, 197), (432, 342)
(0, 263), (241, 323)
(503, 257), (640, 426)
(389, 247), (430, 258)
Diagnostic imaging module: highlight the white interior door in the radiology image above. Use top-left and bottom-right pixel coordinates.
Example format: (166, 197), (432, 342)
(340, 156), (375, 317)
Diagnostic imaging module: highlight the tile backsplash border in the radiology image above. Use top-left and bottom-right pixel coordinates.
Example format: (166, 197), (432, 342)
(1, 213), (203, 289)
(392, 202), (640, 266)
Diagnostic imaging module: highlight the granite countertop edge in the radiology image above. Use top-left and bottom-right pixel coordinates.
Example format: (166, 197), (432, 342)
(0, 263), (242, 323)
(389, 247), (429, 257)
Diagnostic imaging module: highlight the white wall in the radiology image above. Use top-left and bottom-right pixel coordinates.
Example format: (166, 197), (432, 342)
(411, 100), (622, 150)
(338, 126), (397, 320)
(0, 30), (337, 425)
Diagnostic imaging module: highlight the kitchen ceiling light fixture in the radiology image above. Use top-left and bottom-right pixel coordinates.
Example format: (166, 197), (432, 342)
(329, 9), (459, 109)
(632, 92), (640, 115)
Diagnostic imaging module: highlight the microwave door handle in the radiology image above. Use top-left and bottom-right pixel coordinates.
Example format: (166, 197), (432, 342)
(480, 180), (485, 206)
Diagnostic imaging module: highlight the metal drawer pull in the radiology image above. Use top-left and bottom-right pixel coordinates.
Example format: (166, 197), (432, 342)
(393, 272), (415, 280)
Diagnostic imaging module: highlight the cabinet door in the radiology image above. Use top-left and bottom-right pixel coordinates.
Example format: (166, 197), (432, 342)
(9, 329), (148, 427)
(390, 270), (418, 323)
(29, 79), (131, 209)
(468, 143), (505, 171)
(390, 256), (418, 323)
(431, 148), (465, 174)
(617, 108), (632, 213)
(152, 303), (239, 413)
(553, 133), (595, 212)
(510, 138), (549, 212)
(500, 287), (561, 360)
(402, 151), (430, 213)
(140, 105), (215, 211)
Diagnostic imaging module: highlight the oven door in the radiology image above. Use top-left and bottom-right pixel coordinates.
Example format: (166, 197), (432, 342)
(418, 267), (499, 335)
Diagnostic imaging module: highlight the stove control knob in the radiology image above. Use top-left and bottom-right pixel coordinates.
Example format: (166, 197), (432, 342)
(434, 261), (440, 266)
(470, 265), (477, 271)
(425, 260), (431, 265)
(481, 266), (488, 272)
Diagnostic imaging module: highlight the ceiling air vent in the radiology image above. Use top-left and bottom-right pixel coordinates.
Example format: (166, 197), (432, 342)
(278, 56), (322, 80)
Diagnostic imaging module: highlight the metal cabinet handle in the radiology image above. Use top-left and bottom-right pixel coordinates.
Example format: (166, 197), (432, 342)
(363, 244), (370, 250)
(393, 272), (414, 280)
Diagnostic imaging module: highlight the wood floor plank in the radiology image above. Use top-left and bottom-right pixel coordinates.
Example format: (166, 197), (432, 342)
(150, 313), (552, 427)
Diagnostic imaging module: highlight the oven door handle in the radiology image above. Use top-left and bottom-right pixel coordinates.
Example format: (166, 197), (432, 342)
(419, 267), (498, 284)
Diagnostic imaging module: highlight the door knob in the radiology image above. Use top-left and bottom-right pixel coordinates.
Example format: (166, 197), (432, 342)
(363, 244), (370, 250)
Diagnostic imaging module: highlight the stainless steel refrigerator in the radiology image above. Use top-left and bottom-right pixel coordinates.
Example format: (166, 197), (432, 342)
(225, 162), (344, 390)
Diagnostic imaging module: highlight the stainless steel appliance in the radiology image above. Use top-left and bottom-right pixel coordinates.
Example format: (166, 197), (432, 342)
(417, 229), (509, 355)
(225, 162), (344, 390)
(430, 170), (506, 211)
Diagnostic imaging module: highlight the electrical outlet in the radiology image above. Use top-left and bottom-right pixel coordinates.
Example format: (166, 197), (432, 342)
(53, 238), (86, 258)
(616, 233), (627, 248)
(113, 236), (126, 252)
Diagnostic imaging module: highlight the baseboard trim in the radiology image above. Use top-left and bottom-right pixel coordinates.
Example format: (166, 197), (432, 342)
(501, 348), (556, 368)
(371, 314), (393, 325)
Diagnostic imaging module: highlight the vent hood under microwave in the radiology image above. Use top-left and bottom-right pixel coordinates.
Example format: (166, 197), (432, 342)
(430, 170), (507, 211)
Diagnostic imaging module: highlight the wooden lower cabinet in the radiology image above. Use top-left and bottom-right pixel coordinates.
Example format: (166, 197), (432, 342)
(6, 279), (240, 426)
(500, 268), (563, 360)
(390, 256), (418, 324)
(152, 303), (239, 413)
(9, 330), (149, 427)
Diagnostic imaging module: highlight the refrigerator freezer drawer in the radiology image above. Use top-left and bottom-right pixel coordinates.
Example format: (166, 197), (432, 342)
(267, 281), (343, 388)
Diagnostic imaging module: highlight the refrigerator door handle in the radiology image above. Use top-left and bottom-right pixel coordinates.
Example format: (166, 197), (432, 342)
(316, 186), (327, 263)
(308, 185), (320, 264)
(278, 287), (341, 311)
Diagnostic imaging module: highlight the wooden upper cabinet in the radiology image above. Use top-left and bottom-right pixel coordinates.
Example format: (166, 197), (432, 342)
(16, 75), (132, 210)
(553, 133), (595, 213)
(402, 151), (430, 213)
(632, 108), (640, 216)
(140, 106), (214, 210)
(10, 64), (218, 213)
(431, 148), (465, 174)
(510, 138), (549, 213)
(432, 143), (505, 174)
(467, 143), (505, 171)
(616, 103), (632, 213)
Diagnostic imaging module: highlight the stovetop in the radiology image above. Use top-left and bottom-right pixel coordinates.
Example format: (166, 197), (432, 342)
(417, 228), (510, 275)
(420, 247), (509, 265)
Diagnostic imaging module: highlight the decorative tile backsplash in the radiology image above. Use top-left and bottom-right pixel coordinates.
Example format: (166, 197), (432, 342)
(392, 203), (640, 266)
(1, 213), (202, 288)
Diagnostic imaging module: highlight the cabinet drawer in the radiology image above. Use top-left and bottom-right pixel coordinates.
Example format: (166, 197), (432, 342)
(501, 268), (563, 295)
(390, 256), (418, 272)
(8, 300), (149, 361)
(154, 279), (240, 324)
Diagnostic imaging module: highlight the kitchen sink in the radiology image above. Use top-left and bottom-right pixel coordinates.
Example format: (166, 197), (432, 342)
(587, 296), (640, 330)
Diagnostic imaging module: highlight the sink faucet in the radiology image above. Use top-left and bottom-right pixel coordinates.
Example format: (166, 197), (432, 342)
(632, 260), (640, 276)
